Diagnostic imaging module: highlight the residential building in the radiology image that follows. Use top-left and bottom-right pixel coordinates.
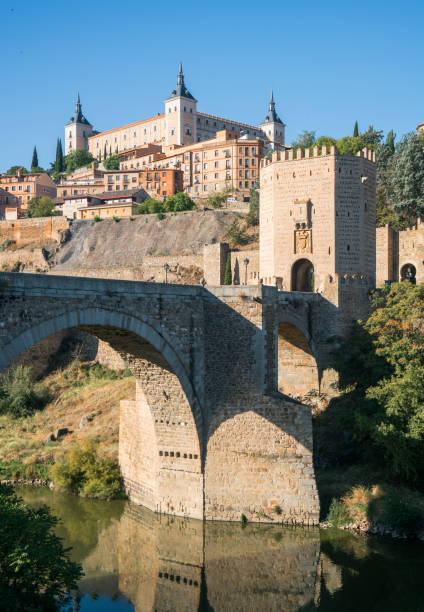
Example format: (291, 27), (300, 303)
(77, 189), (147, 220)
(0, 187), (18, 219)
(119, 129), (265, 200)
(0, 169), (57, 211)
(60, 194), (102, 219)
(73, 64), (285, 160)
(103, 168), (183, 199)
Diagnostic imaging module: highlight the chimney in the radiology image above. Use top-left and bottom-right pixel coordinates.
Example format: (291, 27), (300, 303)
(91, 162), (95, 172)
(17, 168), (21, 177)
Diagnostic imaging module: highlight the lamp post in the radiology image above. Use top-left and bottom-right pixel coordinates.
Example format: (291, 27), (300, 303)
(163, 263), (170, 283)
(243, 257), (249, 286)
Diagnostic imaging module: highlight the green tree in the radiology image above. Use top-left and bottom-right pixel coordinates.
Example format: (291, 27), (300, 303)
(6, 166), (27, 175)
(164, 191), (196, 212)
(335, 135), (363, 156)
(389, 132), (424, 225)
(103, 143), (107, 161)
(314, 136), (337, 153)
(291, 130), (316, 151)
(26, 196), (56, 218)
(103, 154), (120, 171)
(0, 485), (82, 610)
(353, 121), (359, 137)
(246, 182), (259, 226)
(64, 148), (95, 174)
(55, 138), (64, 173)
(207, 187), (232, 209)
(223, 253), (232, 285)
(228, 218), (248, 245)
(359, 124), (384, 150)
(0, 366), (49, 418)
(31, 146), (38, 171)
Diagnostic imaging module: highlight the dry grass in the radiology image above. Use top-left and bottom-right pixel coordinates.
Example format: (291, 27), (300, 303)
(0, 365), (135, 466)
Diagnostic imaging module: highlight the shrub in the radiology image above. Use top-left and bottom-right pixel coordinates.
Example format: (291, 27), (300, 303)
(0, 485), (82, 610)
(0, 238), (15, 251)
(25, 196), (56, 218)
(91, 215), (101, 224)
(228, 218), (248, 245)
(164, 192), (195, 212)
(63, 360), (117, 388)
(112, 215), (120, 222)
(50, 440), (123, 500)
(224, 253), (232, 285)
(369, 486), (424, 534)
(157, 212), (164, 220)
(0, 366), (49, 418)
(326, 499), (352, 526)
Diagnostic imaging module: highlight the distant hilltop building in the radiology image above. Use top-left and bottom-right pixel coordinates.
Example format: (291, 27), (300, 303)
(65, 64), (285, 157)
(65, 93), (96, 154)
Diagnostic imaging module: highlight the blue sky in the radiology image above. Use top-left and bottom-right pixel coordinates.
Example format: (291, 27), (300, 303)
(1, 0), (423, 172)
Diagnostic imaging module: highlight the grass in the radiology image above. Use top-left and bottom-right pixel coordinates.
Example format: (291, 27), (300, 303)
(0, 361), (135, 469)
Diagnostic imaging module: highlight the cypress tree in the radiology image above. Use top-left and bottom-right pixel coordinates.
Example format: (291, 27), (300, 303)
(223, 254), (232, 285)
(386, 130), (395, 155)
(103, 144), (107, 160)
(109, 146), (112, 157)
(55, 138), (64, 173)
(31, 146), (38, 170)
(353, 121), (359, 138)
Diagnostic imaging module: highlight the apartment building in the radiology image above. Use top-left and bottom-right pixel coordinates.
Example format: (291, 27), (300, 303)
(120, 130), (265, 199)
(0, 169), (57, 211)
(103, 168), (183, 199)
(0, 187), (18, 219)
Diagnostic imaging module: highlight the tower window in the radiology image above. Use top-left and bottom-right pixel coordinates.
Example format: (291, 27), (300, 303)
(347, 245), (350, 251)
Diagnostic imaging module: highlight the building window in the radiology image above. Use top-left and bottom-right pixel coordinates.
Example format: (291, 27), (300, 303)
(214, 161), (218, 168)
(245, 159), (249, 167)
(185, 154), (189, 161)
(215, 173), (218, 179)
(171, 129), (175, 136)
(239, 181), (243, 188)
(245, 181), (248, 188)
(203, 152), (207, 158)
(204, 174), (207, 180)
(225, 161), (230, 169)
(239, 170), (242, 177)
(215, 184), (219, 191)
(245, 147), (249, 156)
(194, 153), (199, 162)
(204, 185), (207, 191)
(186, 128), (191, 135)
(184, 106), (187, 112)
(215, 150), (218, 156)
(239, 159), (242, 166)
(203, 163), (207, 169)
(245, 170), (249, 178)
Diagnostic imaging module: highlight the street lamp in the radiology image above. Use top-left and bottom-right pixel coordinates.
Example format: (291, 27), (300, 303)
(243, 257), (249, 286)
(163, 263), (170, 283)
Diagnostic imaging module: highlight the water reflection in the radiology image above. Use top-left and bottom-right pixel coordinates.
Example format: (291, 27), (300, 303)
(19, 488), (424, 611)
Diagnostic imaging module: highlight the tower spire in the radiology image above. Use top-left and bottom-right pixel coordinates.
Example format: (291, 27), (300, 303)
(177, 62), (184, 86)
(269, 90), (275, 110)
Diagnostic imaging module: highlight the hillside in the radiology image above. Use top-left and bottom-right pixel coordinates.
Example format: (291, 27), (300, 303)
(51, 210), (243, 270)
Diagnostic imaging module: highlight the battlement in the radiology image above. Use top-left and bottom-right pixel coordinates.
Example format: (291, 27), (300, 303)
(260, 146), (376, 168)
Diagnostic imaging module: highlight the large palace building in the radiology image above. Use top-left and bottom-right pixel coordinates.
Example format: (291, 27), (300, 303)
(65, 64), (286, 158)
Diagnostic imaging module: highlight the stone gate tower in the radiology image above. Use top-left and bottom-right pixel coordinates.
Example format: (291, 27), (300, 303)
(260, 145), (376, 331)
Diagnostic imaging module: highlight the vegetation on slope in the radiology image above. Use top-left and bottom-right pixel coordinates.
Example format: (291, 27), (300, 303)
(316, 281), (424, 535)
(0, 360), (134, 496)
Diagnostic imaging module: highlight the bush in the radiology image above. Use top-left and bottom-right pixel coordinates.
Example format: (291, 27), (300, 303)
(0, 460), (50, 481)
(369, 486), (424, 534)
(91, 215), (101, 224)
(50, 440), (123, 500)
(326, 499), (352, 526)
(112, 215), (120, 222)
(164, 192), (195, 212)
(0, 238), (15, 251)
(63, 360), (117, 388)
(157, 212), (164, 220)
(0, 366), (49, 418)
(103, 154), (120, 171)
(0, 485), (82, 610)
(25, 196), (56, 218)
(228, 218), (248, 245)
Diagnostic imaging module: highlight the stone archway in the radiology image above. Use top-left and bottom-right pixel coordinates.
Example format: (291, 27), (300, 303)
(400, 263), (416, 284)
(291, 259), (314, 292)
(0, 309), (204, 519)
(277, 322), (319, 400)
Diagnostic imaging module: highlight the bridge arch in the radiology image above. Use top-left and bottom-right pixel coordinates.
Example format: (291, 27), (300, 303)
(0, 307), (204, 519)
(276, 313), (320, 401)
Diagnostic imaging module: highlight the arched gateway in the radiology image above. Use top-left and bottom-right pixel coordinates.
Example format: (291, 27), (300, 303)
(0, 273), (322, 525)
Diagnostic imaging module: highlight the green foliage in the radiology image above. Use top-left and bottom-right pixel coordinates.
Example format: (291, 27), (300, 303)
(353, 121), (359, 137)
(103, 154), (120, 171)
(335, 135), (363, 156)
(135, 193), (195, 215)
(0, 238), (15, 251)
(6, 166), (27, 175)
(228, 218), (248, 245)
(64, 148), (95, 174)
(207, 187), (232, 209)
(62, 360), (118, 389)
(50, 440), (124, 500)
(223, 253), (232, 285)
(31, 146), (38, 172)
(25, 196), (56, 218)
(291, 130), (316, 151)
(389, 132), (424, 225)
(370, 487), (424, 534)
(156, 212), (164, 220)
(246, 182), (259, 226)
(0, 460), (50, 481)
(332, 283), (424, 483)
(112, 215), (120, 222)
(0, 366), (50, 419)
(314, 136), (337, 153)
(0, 485), (82, 610)
(164, 191), (195, 212)
(91, 215), (101, 224)
(54, 138), (64, 174)
(326, 499), (352, 527)
(103, 143), (107, 161)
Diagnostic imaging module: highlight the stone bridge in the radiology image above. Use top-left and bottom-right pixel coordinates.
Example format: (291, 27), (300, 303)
(0, 272), (341, 524)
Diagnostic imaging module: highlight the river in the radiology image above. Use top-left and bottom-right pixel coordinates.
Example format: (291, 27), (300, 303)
(19, 487), (424, 611)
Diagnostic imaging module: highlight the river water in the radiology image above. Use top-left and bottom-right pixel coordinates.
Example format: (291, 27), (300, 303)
(19, 487), (424, 611)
